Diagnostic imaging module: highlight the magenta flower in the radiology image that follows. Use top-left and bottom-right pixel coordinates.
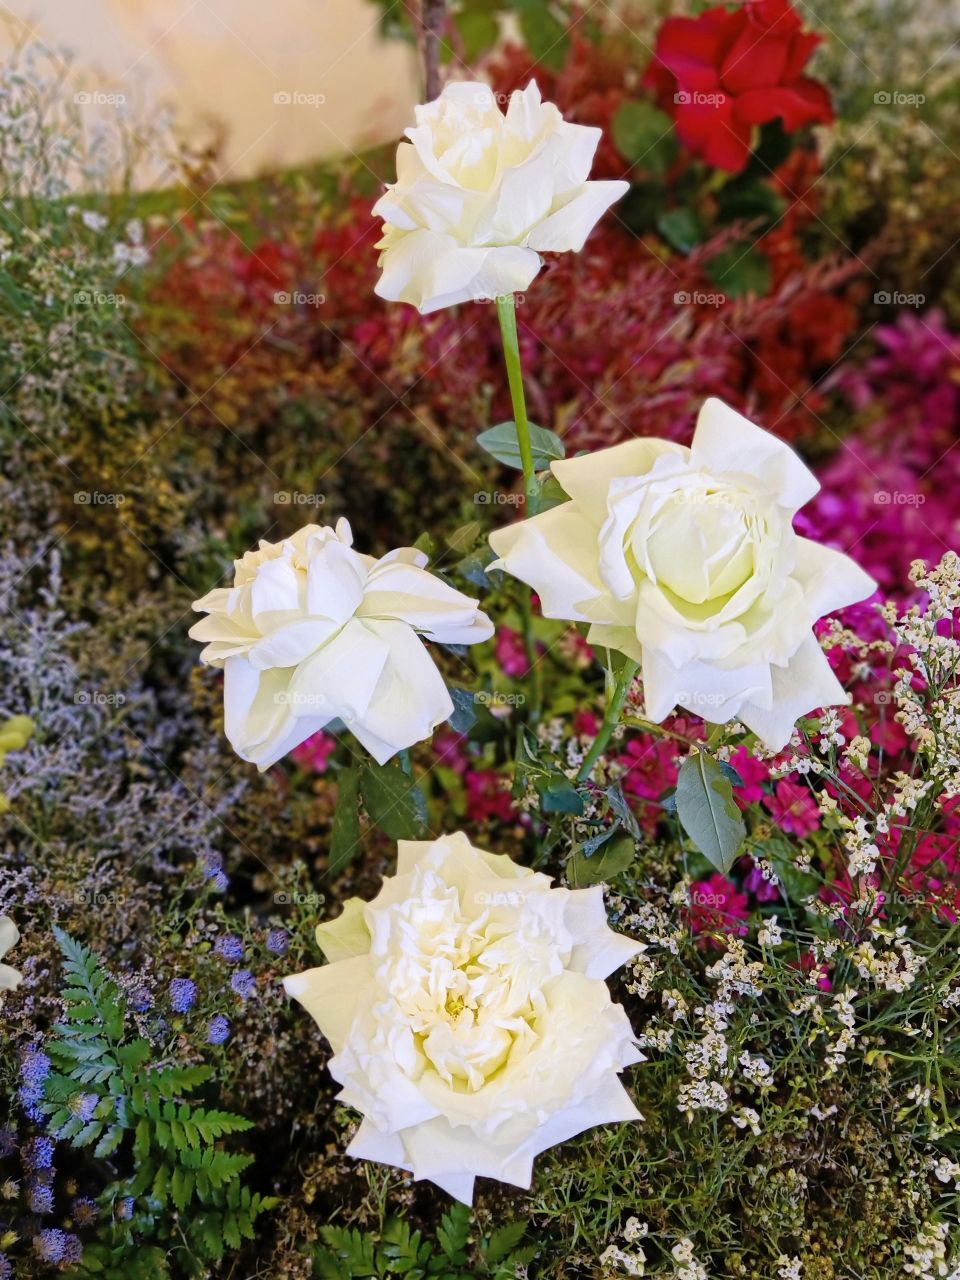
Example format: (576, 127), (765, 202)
(765, 779), (820, 838)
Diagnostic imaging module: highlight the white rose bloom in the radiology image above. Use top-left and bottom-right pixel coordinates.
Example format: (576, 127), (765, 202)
(489, 398), (877, 750)
(284, 832), (643, 1203)
(0, 916), (22, 994)
(373, 80), (628, 314)
(189, 520), (493, 769)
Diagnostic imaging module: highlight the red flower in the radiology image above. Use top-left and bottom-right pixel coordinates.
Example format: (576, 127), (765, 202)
(645, 0), (833, 173)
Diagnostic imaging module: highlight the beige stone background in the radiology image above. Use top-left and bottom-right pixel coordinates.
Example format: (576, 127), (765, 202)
(2, 0), (420, 183)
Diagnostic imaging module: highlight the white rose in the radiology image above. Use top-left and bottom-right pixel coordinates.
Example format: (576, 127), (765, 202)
(189, 519), (493, 769)
(284, 832), (643, 1203)
(373, 80), (628, 314)
(0, 916), (22, 994)
(489, 398), (876, 749)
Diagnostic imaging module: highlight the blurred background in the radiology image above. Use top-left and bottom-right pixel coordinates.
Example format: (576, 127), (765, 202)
(2, 0), (419, 180)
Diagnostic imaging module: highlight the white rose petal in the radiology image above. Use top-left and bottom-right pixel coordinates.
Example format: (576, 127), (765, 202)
(284, 833), (644, 1203)
(489, 398), (876, 749)
(0, 915), (22, 994)
(190, 520), (493, 769)
(373, 80), (628, 314)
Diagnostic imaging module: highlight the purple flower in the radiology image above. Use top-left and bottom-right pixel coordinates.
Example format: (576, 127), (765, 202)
(208, 871), (229, 894)
(0, 1128), (17, 1158)
(33, 1228), (81, 1265)
(117, 1196), (135, 1221)
(19, 1049), (51, 1121)
(28, 1181), (55, 1215)
(24, 1136), (55, 1169)
(215, 934), (245, 964)
(230, 970), (256, 1000)
(73, 1196), (99, 1227)
(266, 929), (289, 956)
(207, 1014), (231, 1045)
(169, 978), (197, 1014)
(69, 1092), (99, 1122)
(34, 1230), (68, 1264)
(0, 1251), (11, 1279)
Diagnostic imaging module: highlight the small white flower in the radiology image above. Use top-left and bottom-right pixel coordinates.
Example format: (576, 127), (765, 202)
(80, 209), (108, 231)
(190, 520), (493, 768)
(0, 916), (22, 995)
(283, 832), (644, 1204)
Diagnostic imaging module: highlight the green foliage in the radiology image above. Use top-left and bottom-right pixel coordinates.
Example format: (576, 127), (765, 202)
(42, 929), (277, 1278)
(612, 100), (679, 174)
(673, 750), (746, 874)
(359, 758), (429, 840)
(312, 1204), (535, 1279)
(476, 420), (565, 471)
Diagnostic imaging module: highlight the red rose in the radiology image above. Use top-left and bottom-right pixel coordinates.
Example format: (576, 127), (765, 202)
(645, 0), (833, 173)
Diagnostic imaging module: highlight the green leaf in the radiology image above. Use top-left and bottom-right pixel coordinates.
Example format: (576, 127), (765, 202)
(477, 420), (564, 471)
(612, 101), (678, 173)
(606, 781), (641, 839)
(455, 8), (499, 60)
(536, 775), (585, 816)
(514, 0), (569, 70)
(657, 207), (704, 253)
(485, 1221), (528, 1265)
(716, 175), (787, 228)
(329, 764), (361, 875)
(568, 831), (637, 887)
(536, 471), (570, 512)
(448, 688), (477, 735)
(360, 759), (428, 839)
(705, 245), (771, 298)
(675, 751), (746, 875)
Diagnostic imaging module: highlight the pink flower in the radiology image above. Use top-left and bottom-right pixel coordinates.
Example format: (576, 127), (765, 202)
(617, 735), (680, 835)
(765, 779), (820, 838)
(687, 873), (750, 937)
(495, 627), (530, 678)
(432, 730), (468, 773)
(729, 745), (770, 804)
(291, 731), (337, 774)
(465, 770), (516, 824)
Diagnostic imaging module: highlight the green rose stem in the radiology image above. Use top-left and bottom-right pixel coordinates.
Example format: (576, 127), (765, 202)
(494, 293), (538, 517)
(576, 659), (641, 784)
(495, 292), (542, 721)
